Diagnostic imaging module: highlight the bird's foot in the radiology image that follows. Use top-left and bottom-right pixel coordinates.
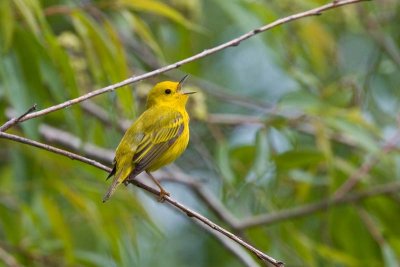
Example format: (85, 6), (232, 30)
(157, 189), (170, 202)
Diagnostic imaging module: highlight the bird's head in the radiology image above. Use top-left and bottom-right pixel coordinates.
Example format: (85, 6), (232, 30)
(146, 75), (195, 108)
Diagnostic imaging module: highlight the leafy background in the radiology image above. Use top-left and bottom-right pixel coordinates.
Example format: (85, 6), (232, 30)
(1, 0), (400, 266)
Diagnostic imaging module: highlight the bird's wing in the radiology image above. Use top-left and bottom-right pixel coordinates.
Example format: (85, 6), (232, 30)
(102, 108), (184, 203)
(130, 110), (185, 176)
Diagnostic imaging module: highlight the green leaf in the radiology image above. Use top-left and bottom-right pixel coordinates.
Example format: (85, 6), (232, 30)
(280, 90), (324, 112)
(75, 250), (117, 267)
(118, 0), (201, 31)
(230, 145), (255, 180)
(315, 243), (360, 267)
(246, 128), (274, 184)
(122, 11), (164, 59)
(325, 117), (379, 153)
(216, 141), (236, 183)
(72, 11), (134, 118)
(0, 50), (38, 138)
(274, 149), (324, 170)
(42, 195), (74, 262)
(0, 0), (15, 52)
(297, 20), (334, 74)
(13, 0), (40, 35)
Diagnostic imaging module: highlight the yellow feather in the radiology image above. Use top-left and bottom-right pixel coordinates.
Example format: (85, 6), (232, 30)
(103, 78), (193, 202)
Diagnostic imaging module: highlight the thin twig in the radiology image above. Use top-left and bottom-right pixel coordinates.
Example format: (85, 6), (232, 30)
(362, 8), (400, 68)
(17, 0), (369, 124)
(0, 104), (37, 132)
(0, 132), (283, 266)
(160, 167), (241, 229)
(80, 101), (129, 132)
(0, 132), (110, 172)
(236, 181), (400, 229)
(128, 178), (283, 266)
(5, 108), (115, 164)
(207, 113), (357, 147)
(333, 128), (400, 198)
(0, 245), (21, 267)
(38, 124), (114, 164)
(356, 207), (385, 245)
(184, 74), (273, 112)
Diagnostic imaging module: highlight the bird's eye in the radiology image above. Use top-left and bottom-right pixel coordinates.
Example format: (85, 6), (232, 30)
(165, 89), (172, 94)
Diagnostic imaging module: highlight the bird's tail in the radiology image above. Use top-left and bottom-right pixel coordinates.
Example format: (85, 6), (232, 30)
(103, 163), (132, 203)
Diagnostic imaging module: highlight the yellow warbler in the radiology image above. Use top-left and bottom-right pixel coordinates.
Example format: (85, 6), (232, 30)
(103, 75), (194, 202)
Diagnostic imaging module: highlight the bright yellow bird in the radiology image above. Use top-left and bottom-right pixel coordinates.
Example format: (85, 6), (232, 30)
(103, 75), (194, 202)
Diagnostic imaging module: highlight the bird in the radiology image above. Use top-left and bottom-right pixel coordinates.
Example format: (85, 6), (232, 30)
(103, 75), (194, 203)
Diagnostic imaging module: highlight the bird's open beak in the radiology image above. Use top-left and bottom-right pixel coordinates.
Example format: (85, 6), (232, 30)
(183, 91), (196, 95)
(177, 74), (196, 95)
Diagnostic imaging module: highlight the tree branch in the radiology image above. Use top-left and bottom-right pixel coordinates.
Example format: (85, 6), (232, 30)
(356, 206), (385, 245)
(38, 123), (114, 164)
(5, 111), (242, 232)
(80, 101), (129, 132)
(9, 120), (255, 263)
(159, 167), (242, 229)
(333, 127), (400, 198)
(33, 120), (399, 235)
(207, 113), (358, 147)
(34, 120), (398, 236)
(236, 181), (400, 229)
(16, 0), (369, 124)
(129, 178), (283, 266)
(0, 245), (21, 267)
(0, 132), (110, 172)
(0, 132), (283, 266)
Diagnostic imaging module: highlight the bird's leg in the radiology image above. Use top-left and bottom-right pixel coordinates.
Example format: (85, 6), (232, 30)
(146, 171), (170, 202)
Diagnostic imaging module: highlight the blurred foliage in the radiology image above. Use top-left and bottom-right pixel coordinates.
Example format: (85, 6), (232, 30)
(0, 0), (400, 266)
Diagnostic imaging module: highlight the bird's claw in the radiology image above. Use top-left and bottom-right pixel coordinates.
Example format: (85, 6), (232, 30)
(157, 190), (170, 202)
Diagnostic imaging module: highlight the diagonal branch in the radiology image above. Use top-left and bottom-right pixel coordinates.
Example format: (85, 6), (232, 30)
(0, 244), (21, 267)
(0, 132), (283, 266)
(159, 168), (242, 229)
(7, 120), (255, 264)
(333, 127), (400, 198)
(0, 132), (110, 172)
(129, 178), (283, 266)
(16, 0), (369, 123)
(4, 110), (242, 231)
